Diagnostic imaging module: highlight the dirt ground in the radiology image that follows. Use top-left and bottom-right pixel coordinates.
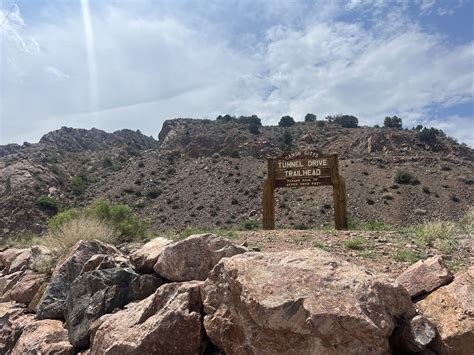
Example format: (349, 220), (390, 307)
(230, 229), (472, 278)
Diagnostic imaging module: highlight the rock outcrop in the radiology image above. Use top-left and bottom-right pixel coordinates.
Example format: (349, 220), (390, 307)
(130, 237), (172, 273)
(91, 281), (206, 355)
(417, 266), (473, 355)
(10, 272), (46, 305)
(396, 255), (453, 298)
(0, 302), (35, 354)
(153, 234), (247, 281)
(201, 249), (427, 355)
(36, 240), (119, 320)
(11, 319), (74, 355)
(65, 268), (162, 349)
(0, 271), (24, 302)
(0, 248), (25, 274)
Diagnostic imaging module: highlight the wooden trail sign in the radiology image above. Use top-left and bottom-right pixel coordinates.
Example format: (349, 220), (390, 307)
(262, 151), (348, 230)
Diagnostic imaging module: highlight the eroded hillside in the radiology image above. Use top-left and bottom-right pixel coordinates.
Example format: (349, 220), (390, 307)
(0, 119), (473, 241)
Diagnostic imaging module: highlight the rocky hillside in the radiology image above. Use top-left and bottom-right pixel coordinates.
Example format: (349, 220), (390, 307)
(1, 119), (473, 241)
(0, 233), (472, 354)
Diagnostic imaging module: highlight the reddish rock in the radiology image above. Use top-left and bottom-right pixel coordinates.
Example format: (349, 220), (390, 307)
(130, 237), (172, 273)
(0, 248), (25, 274)
(11, 319), (74, 355)
(396, 255), (453, 297)
(91, 281), (206, 355)
(0, 302), (35, 354)
(417, 266), (474, 355)
(10, 272), (46, 305)
(0, 271), (24, 302)
(202, 249), (425, 355)
(81, 254), (116, 274)
(8, 249), (31, 273)
(36, 240), (119, 320)
(153, 234), (247, 281)
(28, 282), (48, 311)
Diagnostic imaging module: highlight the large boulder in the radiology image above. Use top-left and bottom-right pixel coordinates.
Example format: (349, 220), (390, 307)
(0, 271), (24, 302)
(0, 248), (26, 274)
(10, 272), (46, 305)
(91, 281), (206, 354)
(0, 302), (35, 354)
(36, 240), (119, 320)
(417, 266), (473, 355)
(201, 249), (427, 355)
(153, 234), (247, 281)
(130, 237), (172, 273)
(396, 255), (453, 298)
(65, 267), (163, 349)
(11, 319), (74, 355)
(8, 249), (31, 273)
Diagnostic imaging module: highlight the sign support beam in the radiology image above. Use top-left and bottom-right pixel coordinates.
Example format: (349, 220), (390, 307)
(262, 159), (275, 229)
(262, 151), (348, 231)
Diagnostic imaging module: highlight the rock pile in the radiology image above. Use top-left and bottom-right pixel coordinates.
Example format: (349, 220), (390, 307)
(0, 234), (472, 354)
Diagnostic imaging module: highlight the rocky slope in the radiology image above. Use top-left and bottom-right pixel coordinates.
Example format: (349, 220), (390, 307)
(1, 234), (472, 354)
(1, 119), (473, 241)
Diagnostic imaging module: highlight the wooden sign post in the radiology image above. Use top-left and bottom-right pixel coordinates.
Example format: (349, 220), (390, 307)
(262, 151), (348, 230)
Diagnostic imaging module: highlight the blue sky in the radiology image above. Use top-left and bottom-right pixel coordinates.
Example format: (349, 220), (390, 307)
(1, 0), (473, 145)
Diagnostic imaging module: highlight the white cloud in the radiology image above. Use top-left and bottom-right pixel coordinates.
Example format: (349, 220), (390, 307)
(0, 1), (472, 146)
(44, 66), (70, 80)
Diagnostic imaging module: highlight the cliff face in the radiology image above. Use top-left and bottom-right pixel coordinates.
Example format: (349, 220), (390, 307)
(1, 119), (473, 240)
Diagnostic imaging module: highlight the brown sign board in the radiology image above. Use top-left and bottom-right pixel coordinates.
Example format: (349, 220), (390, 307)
(273, 152), (333, 188)
(262, 150), (348, 231)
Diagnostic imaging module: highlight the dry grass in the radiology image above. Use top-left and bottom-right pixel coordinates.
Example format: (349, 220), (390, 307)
(42, 216), (117, 256)
(460, 208), (474, 234)
(412, 221), (458, 253)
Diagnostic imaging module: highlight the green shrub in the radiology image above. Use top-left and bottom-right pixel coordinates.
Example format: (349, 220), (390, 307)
(360, 221), (392, 231)
(248, 120), (260, 134)
(48, 199), (147, 243)
(393, 249), (424, 263)
(243, 219), (259, 230)
(71, 174), (87, 196)
(35, 195), (59, 214)
(419, 127), (445, 142)
(146, 188), (162, 199)
(344, 237), (367, 250)
(48, 208), (82, 230)
(394, 170), (418, 185)
(87, 199), (147, 242)
(278, 116), (295, 127)
(326, 114), (359, 128)
(282, 130), (293, 149)
(102, 157), (113, 168)
(383, 116), (403, 129)
(304, 113), (317, 122)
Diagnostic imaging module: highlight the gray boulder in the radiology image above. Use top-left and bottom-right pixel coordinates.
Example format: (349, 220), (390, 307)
(201, 249), (434, 355)
(91, 281), (206, 355)
(36, 240), (119, 320)
(65, 267), (162, 349)
(130, 237), (172, 273)
(153, 233), (247, 281)
(0, 302), (35, 354)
